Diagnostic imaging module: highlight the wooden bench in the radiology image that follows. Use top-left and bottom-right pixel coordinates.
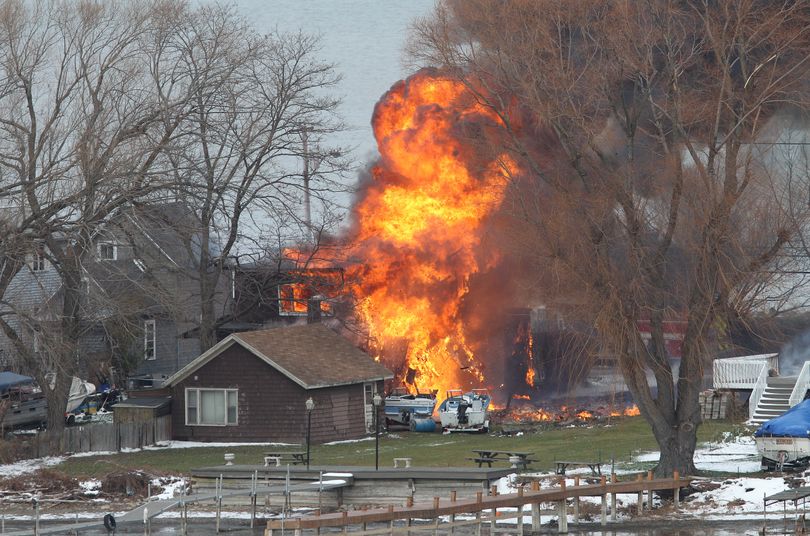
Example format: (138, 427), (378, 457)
(555, 460), (602, 475)
(393, 457), (412, 468)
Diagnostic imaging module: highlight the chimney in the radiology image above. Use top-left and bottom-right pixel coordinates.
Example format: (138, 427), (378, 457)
(307, 295), (325, 324)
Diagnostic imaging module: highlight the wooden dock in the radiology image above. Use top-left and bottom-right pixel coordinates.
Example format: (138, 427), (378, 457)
(266, 471), (689, 535)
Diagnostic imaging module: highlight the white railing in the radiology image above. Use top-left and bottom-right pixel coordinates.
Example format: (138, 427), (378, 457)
(713, 353), (778, 390)
(749, 363), (771, 421)
(788, 361), (810, 408)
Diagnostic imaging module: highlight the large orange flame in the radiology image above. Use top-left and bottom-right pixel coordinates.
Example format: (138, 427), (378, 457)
(346, 71), (512, 394)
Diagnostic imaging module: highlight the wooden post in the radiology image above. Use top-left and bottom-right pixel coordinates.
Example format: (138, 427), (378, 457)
(490, 484), (498, 496)
(637, 473), (644, 514)
(475, 511), (482, 536)
(673, 471), (680, 510)
(600, 475), (607, 526)
(433, 496), (440, 509)
(476, 491), (483, 503)
(647, 470), (654, 509)
(388, 505), (395, 536)
(343, 511), (349, 535)
(491, 507), (497, 534)
(611, 473), (617, 521)
(531, 501), (541, 532)
(558, 500), (569, 533)
(573, 475), (580, 524)
(407, 496), (414, 507)
(451, 490), (457, 502)
(531, 480), (540, 492)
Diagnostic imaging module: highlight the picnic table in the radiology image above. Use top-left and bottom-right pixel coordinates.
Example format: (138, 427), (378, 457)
(554, 460), (602, 475)
(468, 449), (535, 469)
(264, 449), (308, 465)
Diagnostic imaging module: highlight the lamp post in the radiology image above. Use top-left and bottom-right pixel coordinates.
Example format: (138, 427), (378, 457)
(373, 393), (382, 470)
(305, 397), (315, 470)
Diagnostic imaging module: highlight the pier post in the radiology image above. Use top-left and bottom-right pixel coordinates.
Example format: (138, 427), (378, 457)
(600, 475), (607, 526)
(611, 473), (617, 521)
(673, 471), (680, 510)
(475, 511), (482, 536)
(558, 500), (568, 533)
(573, 475), (580, 525)
(647, 470), (654, 510)
(490, 507), (497, 534)
(636, 474), (643, 514)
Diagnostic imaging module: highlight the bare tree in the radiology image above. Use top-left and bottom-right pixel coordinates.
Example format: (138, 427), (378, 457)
(0, 0), (194, 442)
(166, 5), (344, 351)
(410, 0), (810, 475)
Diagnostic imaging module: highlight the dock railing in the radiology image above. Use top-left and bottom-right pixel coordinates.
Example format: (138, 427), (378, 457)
(265, 472), (689, 535)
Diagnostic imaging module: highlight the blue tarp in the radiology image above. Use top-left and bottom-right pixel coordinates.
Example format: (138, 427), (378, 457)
(754, 399), (810, 438)
(0, 371), (34, 393)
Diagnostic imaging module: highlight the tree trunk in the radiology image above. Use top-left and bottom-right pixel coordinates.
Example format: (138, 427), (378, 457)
(199, 269), (218, 352)
(45, 372), (71, 453)
(650, 418), (699, 477)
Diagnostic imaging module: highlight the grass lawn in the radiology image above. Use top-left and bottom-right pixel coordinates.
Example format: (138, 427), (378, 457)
(55, 417), (748, 479)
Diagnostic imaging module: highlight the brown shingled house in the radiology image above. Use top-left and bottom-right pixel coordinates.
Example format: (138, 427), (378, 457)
(164, 324), (393, 443)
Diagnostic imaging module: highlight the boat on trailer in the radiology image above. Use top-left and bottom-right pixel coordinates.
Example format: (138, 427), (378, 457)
(383, 387), (437, 426)
(754, 399), (810, 471)
(438, 389), (491, 433)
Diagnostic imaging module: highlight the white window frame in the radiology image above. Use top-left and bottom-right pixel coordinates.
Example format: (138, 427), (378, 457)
(144, 319), (156, 360)
(185, 388), (238, 426)
(30, 250), (45, 272)
(97, 242), (118, 261)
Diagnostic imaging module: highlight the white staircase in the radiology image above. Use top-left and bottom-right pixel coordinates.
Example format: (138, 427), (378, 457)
(750, 376), (797, 425)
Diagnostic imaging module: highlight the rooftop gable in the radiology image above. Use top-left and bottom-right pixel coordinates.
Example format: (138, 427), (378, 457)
(165, 323), (392, 389)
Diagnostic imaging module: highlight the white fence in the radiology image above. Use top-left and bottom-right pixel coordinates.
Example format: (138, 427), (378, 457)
(713, 353), (778, 390)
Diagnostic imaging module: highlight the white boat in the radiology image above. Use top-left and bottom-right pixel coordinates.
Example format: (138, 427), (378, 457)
(438, 389), (491, 433)
(383, 387), (437, 426)
(754, 399), (810, 471)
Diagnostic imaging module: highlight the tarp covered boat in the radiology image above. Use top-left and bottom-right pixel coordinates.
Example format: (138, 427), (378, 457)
(0, 372), (47, 430)
(754, 399), (810, 471)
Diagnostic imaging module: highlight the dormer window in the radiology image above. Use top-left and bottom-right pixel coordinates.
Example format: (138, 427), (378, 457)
(30, 246), (45, 272)
(98, 242), (118, 261)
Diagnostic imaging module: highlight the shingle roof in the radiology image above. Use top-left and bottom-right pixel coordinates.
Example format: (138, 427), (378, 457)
(166, 323), (393, 389)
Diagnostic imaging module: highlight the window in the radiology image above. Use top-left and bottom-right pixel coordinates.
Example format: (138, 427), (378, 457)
(144, 319), (156, 360)
(97, 242), (118, 261)
(185, 388), (238, 426)
(30, 249), (45, 272)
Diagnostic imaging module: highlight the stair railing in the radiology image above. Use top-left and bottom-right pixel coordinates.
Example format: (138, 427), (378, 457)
(788, 361), (810, 408)
(749, 363), (771, 421)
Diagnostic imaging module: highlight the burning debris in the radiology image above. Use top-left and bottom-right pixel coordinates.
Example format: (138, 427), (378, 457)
(493, 401), (641, 427)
